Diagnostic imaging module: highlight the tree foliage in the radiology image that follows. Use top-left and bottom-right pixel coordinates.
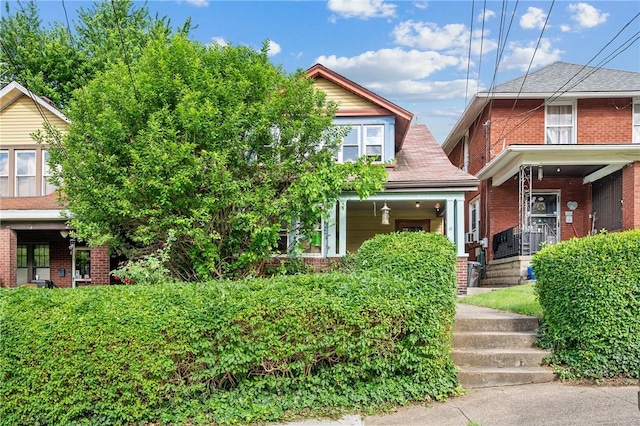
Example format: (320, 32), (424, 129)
(0, 0), (182, 107)
(46, 34), (386, 280)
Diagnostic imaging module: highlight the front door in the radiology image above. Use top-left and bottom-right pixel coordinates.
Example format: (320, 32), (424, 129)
(16, 243), (50, 285)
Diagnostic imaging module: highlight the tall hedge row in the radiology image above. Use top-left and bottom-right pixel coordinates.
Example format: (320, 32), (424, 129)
(531, 230), (640, 379)
(0, 232), (458, 425)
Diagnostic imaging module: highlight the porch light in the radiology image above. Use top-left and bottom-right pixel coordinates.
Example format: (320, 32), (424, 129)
(538, 165), (544, 181)
(60, 229), (69, 239)
(381, 202), (391, 225)
(415, 201), (420, 208)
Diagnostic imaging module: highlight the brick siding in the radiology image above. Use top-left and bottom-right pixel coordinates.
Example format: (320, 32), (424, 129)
(0, 229), (17, 287)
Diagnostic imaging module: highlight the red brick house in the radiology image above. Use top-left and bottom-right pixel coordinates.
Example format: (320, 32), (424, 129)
(0, 81), (111, 288)
(442, 62), (640, 286)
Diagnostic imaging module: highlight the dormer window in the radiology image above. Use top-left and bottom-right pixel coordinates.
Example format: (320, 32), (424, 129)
(337, 124), (385, 163)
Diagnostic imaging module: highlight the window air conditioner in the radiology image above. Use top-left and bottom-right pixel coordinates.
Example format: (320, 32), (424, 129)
(465, 232), (475, 244)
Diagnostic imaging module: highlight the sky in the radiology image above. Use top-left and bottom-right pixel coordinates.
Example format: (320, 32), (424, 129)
(14, 0), (640, 143)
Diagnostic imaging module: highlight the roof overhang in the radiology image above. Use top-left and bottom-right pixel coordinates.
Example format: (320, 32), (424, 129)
(0, 81), (70, 123)
(478, 144), (640, 186)
(0, 209), (67, 221)
(384, 180), (478, 191)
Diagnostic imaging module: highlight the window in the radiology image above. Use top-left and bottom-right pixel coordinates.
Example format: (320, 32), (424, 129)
(545, 103), (575, 144)
(633, 101), (640, 143)
(298, 223), (323, 255)
(469, 197), (480, 242)
(15, 150), (36, 196)
(339, 127), (360, 162)
(0, 151), (8, 196)
(276, 221), (324, 256)
(364, 125), (383, 162)
(337, 124), (385, 163)
(462, 133), (469, 172)
(42, 151), (56, 195)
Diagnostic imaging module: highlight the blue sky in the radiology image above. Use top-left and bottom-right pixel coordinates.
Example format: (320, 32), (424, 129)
(18, 0), (640, 142)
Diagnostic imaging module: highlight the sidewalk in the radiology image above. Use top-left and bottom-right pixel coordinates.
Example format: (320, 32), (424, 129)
(276, 382), (639, 426)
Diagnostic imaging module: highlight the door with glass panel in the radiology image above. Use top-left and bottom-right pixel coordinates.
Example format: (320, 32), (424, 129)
(16, 244), (50, 285)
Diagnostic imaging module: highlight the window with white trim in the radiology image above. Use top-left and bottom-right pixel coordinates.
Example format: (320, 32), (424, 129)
(462, 132), (469, 172)
(15, 150), (36, 197)
(469, 197), (480, 242)
(42, 150), (56, 195)
(0, 151), (8, 197)
(545, 102), (576, 144)
(633, 101), (640, 143)
(337, 124), (385, 163)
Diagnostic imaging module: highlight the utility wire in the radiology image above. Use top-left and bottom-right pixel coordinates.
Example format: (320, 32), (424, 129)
(110, 0), (140, 103)
(464, 0), (476, 106)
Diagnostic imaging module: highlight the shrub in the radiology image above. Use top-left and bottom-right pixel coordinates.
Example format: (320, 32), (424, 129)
(0, 231), (459, 426)
(531, 230), (640, 379)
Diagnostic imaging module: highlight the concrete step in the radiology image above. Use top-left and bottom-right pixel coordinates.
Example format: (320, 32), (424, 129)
(454, 316), (540, 332)
(452, 348), (551, 368)
(458, 367), (556, 388)
(453, 331), (538, 349)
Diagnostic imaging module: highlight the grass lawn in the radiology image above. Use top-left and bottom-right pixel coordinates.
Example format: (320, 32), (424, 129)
(458, 283), (543, 318)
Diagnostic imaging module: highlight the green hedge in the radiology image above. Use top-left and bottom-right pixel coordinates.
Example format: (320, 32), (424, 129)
(0, 232), (458, 425)
(531, 230), (640, 379)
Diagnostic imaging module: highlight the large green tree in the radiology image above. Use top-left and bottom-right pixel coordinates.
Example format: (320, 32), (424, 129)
(0, 0), (183, 107)
(46, 34), (386, 280)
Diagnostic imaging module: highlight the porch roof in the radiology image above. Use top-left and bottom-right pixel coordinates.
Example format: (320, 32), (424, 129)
(386, 125), (479, 190)
(478, 144), (640, 186)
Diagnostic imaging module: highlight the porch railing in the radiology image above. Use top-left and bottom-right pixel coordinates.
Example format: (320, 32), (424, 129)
(492, 224), (557, 260)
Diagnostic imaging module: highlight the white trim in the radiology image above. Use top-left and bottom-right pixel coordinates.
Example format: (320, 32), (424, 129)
(545, 100), (576, 145)
(0, 81), (70, 123)
(0, 210), (65, 220)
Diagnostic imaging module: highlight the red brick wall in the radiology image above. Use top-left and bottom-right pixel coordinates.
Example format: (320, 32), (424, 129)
(487, 99), (546, 152)
(578, 98), (633, 143)
(457, 257), (468, 295)
(622, 161), (640, 230)
(50, 240), (73, 288)
(91, 245), (111, 285)
(0, 229), (17, 287)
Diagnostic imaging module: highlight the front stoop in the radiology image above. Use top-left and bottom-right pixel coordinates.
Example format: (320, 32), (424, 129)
(453, 304), (556, 388)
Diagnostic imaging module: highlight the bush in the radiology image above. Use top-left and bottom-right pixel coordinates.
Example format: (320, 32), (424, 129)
(531, 230), (640, 379)
(0, 231), (459, 426)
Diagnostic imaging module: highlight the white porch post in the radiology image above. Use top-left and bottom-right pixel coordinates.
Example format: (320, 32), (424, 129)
(338, 199), (347, 256)
(445, 196), (466, 256)
(327, 201), (338, 257)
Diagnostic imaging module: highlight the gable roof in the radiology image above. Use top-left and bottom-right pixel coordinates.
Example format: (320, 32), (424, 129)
(387, 125), (478, 190)
(307, 64), (413, 152)
(442, 62), (640, 154)
(0, 81), (70, 123)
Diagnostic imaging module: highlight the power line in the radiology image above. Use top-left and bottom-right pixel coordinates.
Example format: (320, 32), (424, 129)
(110, 0), (140, 103)
(464, 0), (476, 105)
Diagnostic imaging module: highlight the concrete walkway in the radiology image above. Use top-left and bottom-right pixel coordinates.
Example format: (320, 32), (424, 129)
(273, 304), (640, 426)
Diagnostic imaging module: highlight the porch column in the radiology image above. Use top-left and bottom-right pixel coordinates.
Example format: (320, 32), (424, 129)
(326, 201), (338, 257)
(445, 196), (467, 256)
(338, 199), (347, 256)
(0, 228), (17, 287)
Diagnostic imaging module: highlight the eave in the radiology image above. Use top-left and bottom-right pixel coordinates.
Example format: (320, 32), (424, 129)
(477, 144), (640, 186)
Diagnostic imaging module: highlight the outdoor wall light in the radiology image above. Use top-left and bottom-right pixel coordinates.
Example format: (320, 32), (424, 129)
(538, 165), (544, 181)
(415, 201), (420, 208)
(60, 229), (69, 239)
(381, 202), (391, 225)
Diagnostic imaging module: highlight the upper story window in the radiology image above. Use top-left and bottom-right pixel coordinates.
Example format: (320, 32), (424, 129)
(469, 196), (480, 242)
(16, 150), (36, 197)
(337, 124), (385, 163)
(0, 148), (55, 198)
(633, 101), (640, 144)
(0, 151), (8, 197)
(545, 102), (576, 144)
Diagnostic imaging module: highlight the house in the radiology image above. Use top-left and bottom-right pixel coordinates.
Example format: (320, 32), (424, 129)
(303, 65), (479, 293)
(1, 65), (480, 293)
(442, 62), (640, 286)
(0, 81), (111, 288)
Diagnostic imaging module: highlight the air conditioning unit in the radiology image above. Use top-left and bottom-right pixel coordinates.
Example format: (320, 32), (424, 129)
(465, 232), (476, 244)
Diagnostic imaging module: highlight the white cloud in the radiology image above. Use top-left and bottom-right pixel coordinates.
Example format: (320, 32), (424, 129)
(210, 37), (228, 47)
(267, 40), (281, 57)
(327, 0), (396, 20)
(500, 39), (563, 71)
(477, 9), (496, 23)
(568, 3), (608, 28)
(520, 7), (547, 30)
(315, 48), (470, 101)
(413, 1), (428, 10)
(184, 0), (209, 7)
(392, 20), (498, 56)
(560, 25), (572, 33)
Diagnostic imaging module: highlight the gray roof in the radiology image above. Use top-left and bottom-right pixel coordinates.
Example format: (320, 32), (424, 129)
(484, 62), (640, 94)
